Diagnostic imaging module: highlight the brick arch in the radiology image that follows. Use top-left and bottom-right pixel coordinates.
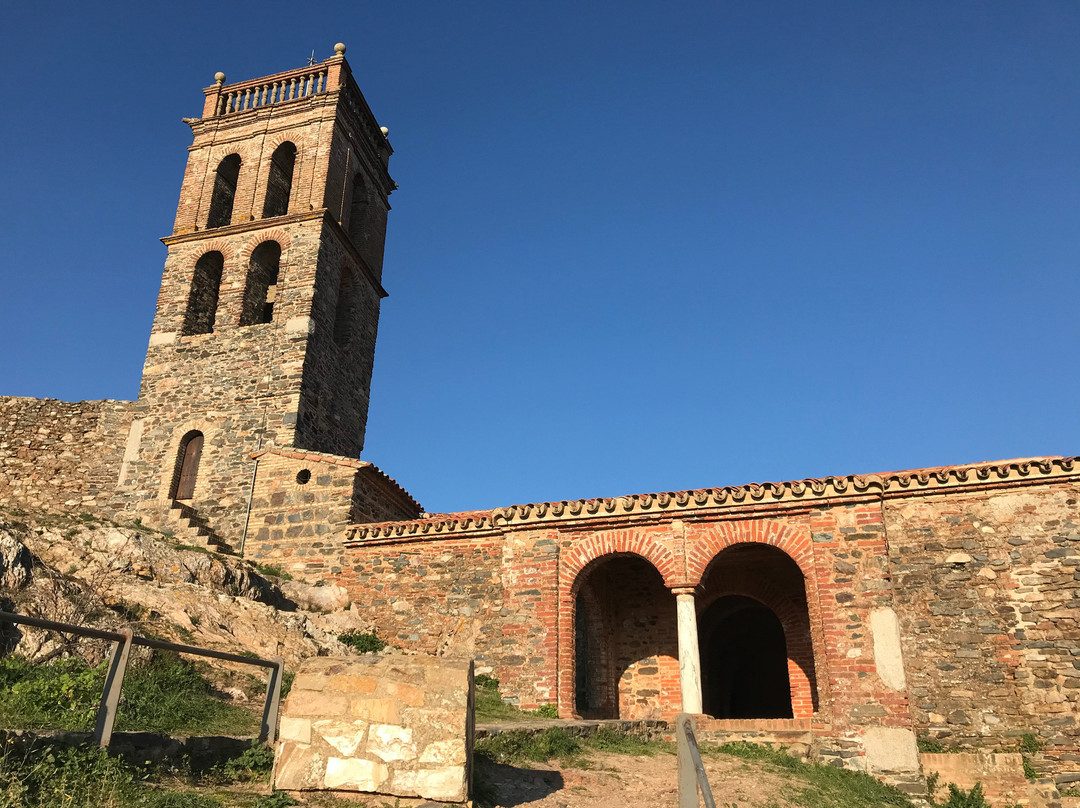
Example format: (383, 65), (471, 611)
(263, 133), (299, 153)
(241, 230), (292, 256)
(557, 531), (681, 718)
(194, 239), (237, 263)
(561, 531), (680, 591)
(687, 520), (813, 586)
(697, 579), (819, 719)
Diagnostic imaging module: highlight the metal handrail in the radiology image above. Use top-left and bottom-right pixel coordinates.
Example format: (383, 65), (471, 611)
(677, 713), (716, 808)
(0, 611), (284, 748)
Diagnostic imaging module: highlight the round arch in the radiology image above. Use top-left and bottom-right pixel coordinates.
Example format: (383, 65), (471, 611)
(560, 551), (678, 720)
(696, 542), (821, 719)
(686, 520), (814, 586)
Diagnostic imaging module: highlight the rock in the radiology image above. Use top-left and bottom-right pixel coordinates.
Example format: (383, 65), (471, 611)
(0, 533), (33, 589)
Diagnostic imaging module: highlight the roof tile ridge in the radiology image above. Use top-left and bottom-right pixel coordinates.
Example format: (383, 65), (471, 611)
(343, 455), (1079, 542)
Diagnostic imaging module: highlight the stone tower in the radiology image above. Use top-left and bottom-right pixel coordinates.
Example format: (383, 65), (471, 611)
(118, 44), (397, 545)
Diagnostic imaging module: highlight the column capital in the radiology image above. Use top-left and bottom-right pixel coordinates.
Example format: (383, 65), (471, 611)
(670, 585), (698, 597)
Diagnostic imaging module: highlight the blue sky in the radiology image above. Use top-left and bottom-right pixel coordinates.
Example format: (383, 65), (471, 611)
(1, 2), (1077, 513)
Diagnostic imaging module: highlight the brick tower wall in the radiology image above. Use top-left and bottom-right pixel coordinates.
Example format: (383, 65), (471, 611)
(118, 51), (395, 544)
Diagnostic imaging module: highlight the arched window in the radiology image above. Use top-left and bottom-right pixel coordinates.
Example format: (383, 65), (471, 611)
(347, 171), (388, 273)
(262, 142), (296, 218)
(240, 242), (281, 326)
(170, 431), (204, 501)
(333, 264), (358, 345)
(181, 252), (223, 335)
(206, 154), (241, 228)
(347, 172), (369, 246)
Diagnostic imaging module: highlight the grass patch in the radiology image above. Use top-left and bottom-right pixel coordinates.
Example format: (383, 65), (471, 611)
(473, 675), (559, 723)
(0, 653), (258, 736)
(475, 726), (671, 768)
(474, 727), (586, 766)
(0, 738), (295, 808)
(712, 742), (916, 808)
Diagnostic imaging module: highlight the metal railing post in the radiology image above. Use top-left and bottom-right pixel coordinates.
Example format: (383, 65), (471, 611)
(260, 655), (285, 744)
(94, 627), (133, 747)
(676, 712), (716, 808)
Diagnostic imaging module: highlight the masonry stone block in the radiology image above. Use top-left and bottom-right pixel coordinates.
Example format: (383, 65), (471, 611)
(274, 656), (473, 802)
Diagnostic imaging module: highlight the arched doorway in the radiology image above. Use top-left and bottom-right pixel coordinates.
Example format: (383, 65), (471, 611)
(697, 543), (818, 720)
(171, 431), (204, 501)
(700, 595), (792, 718)
(573, 554), (677, 720)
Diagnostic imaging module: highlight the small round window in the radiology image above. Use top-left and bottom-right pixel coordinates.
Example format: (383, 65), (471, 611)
(296, 469), (311, 485)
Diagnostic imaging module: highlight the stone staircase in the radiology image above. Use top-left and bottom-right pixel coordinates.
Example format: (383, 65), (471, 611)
(164, 501), (233, 554)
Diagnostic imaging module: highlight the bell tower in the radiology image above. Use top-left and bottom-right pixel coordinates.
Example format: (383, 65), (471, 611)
(119, 43), (397, 543)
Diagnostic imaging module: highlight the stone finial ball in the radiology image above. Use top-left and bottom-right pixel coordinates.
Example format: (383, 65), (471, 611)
(334, 43), (346, 55)
(380, 126), (389, 136)
(214, 72), (226, 84)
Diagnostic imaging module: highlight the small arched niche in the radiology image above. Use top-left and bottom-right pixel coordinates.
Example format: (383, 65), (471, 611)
(181, 252), (223, 335)
(206, 154), (241, 229)
(262, 142), (296, 218)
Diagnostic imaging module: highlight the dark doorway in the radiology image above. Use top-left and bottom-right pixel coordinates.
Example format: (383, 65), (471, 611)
(700, 595), (793, 719)
(172, 431), (204, 500)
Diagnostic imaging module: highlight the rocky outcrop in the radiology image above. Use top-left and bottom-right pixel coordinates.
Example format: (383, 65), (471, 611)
(0, 509), (386, 670)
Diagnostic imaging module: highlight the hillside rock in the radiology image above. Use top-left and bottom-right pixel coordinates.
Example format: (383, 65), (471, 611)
(0, 511), (385, 670)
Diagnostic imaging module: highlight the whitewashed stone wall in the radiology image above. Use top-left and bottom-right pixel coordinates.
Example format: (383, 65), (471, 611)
(273, 655), (474, 802)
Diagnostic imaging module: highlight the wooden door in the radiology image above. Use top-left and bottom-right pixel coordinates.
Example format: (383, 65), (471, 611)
(175, 434), (203, 500)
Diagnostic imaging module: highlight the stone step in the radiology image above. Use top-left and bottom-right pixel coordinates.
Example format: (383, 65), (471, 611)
(164, 501), (233, 554)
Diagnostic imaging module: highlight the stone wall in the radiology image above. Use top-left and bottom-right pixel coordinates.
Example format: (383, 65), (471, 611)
(336, 503), (916, 744)
(274, 655), (473, 802)
(244, 448), (419, 578)
(334, 462), (1079, 779)
(0, 396), (133, 515)
(888, 481), (1080, 773)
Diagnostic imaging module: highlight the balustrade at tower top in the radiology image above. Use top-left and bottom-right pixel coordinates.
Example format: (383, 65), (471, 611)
(201, 42), (370, 121)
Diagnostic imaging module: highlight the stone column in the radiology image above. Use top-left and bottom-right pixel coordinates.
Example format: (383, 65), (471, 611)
(672, 586), (702, 714)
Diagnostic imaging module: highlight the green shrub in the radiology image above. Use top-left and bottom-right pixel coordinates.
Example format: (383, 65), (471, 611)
(918, 736), (947, 753)
(1022, 756), (1038, 780)
(934, 782), (992, 808)
(279, 670), (295, 699)
(1019, 733), (1042, 754)
(0, 656), (103, 730)
(219, 742), (275, 782)
(474, 674), (499, 692)
(252, 563), (292, 581)
(0, 742), (140, 807)
(530, 704), (558, 719)
(338, 631), (387, 654)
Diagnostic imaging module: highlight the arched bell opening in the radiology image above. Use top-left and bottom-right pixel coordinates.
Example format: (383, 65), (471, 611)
(572, 553), (677, 720)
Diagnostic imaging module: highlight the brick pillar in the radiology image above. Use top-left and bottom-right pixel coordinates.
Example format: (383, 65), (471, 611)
(673, 586), (702, 714)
